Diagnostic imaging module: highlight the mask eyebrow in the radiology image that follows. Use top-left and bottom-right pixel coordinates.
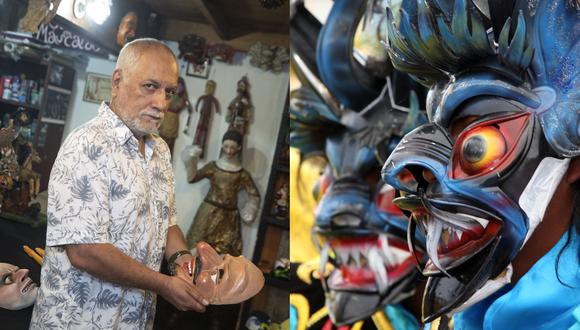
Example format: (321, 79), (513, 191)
(433, 77), (540, 127)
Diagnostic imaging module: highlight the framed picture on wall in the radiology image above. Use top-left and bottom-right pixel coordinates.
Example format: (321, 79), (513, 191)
(186, 61), (210, 79)
(83, 73), (112, 104)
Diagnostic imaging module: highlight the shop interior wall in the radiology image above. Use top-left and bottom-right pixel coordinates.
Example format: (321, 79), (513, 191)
(63, 41), (289, 259)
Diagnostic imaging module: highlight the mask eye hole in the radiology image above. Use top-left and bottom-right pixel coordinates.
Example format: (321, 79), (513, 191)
(451, 112), (530, 179)
(376, 184), (405, 216)
(459, 126), (506, 175)
(1, 272), (13, 285)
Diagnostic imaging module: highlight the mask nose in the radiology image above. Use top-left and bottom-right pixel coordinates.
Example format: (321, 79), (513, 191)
(381, 123), (453, 194)
(12, 268), (29, 283)
(315, 177), (371, 230)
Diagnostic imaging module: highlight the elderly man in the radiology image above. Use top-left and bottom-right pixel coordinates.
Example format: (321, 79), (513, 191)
(30, 39), (207, 329)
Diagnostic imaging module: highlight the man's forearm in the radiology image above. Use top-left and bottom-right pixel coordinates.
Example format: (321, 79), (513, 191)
(165, 225), (190, 261)
(66, 243), (167, 294)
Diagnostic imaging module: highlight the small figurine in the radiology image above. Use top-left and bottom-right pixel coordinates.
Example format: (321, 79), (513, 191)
(273, 182), (288, 219)
(271, 257), (290, 280)
(192, 80), (220, 158)
(226, 76), (253, 136)
(158, 77), (192, 154)
(182, 130), (260, 255)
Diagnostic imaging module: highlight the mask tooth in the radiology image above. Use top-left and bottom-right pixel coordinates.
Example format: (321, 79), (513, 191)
(426, 219), (450, 277)
(368, 248), (388, 294)
(378, 234), (395, 266)
(456, 213), (489, 229)
(442, 227), (450, 247)
(351, 246), (361, 267)
(456, 229), (463, 241)
(337, 246), (349, 265)
(391, 246), (410, 265)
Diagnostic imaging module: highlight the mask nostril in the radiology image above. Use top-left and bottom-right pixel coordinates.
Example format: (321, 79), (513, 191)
(331, 213), (362, 227)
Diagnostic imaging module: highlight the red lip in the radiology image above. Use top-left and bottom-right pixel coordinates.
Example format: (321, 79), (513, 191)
(325, 234), (420, 291)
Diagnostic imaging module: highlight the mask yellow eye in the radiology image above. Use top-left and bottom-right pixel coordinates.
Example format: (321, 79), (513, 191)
(459, 126), (506, 175)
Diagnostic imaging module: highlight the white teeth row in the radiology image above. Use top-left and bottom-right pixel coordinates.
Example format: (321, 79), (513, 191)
(331, 234), (410, 268)
(456, 213), (489, 228)
(441, 223), (464, 241)
(21, 279), (35, 294)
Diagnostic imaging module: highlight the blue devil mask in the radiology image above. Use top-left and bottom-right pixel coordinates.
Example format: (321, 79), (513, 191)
(381, 0), (579, 322)
(291, 78), (428, 324)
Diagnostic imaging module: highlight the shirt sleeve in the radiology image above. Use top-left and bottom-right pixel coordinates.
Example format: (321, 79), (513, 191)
(45, 128), (110, 246)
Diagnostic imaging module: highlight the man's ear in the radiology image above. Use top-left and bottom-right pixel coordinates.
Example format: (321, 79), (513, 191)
(111, 69), (122, 97)
(566, 157), (580, 184)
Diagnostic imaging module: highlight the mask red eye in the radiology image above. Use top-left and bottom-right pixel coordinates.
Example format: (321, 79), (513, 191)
(451, 112), (530, 179)
(376, 184), (405, 216)
(459, 126), (506, 175)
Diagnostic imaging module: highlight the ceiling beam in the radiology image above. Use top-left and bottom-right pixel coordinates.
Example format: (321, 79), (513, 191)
(196, 0), (230, 40)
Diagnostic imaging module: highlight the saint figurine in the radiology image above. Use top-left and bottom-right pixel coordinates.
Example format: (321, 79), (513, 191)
(226, 76), (253, 136)
(182, 130), (260, 256)
(159, 77), (192, 155)
(193, 80), (220, 158)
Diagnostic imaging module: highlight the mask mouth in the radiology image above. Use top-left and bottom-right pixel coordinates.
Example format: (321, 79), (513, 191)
(394, 192), (502, 276)
(318, 231), (422, 325)
(20, 277), (37, 294)
(324, 233), (416, 292)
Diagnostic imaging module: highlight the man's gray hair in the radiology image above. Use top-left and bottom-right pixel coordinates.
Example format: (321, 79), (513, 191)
(115, 38), (177, 70)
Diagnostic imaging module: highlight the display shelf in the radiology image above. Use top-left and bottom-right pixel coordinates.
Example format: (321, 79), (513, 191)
(265, 215), (289, 229)
(0, 98), (41, 110)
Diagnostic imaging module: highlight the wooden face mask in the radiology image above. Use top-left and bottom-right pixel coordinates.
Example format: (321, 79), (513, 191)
(0, 263), (38, 310)
(190, 242), (264, 305)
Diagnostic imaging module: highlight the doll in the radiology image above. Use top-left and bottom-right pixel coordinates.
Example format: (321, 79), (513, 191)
(192, 80), (220, 158)
(226, 76), (253, 136)
(182, 130), (260, 256)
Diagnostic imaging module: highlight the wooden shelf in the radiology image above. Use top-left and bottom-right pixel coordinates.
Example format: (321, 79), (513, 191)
(0, 98), (41, 110)
(266, 215), (289, 229)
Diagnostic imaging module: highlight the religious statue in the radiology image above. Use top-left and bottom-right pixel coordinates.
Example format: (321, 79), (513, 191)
(181, 130), (260, 256)
(192, 80), (220, 158)
(158, 77), (192, 155)
(226, 76), (253, 136)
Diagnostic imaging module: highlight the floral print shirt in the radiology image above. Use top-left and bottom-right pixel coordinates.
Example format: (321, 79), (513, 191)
(30, 103), (176, 329)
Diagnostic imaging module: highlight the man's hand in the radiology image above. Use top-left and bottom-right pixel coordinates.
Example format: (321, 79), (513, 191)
(159, 270), (208, 312)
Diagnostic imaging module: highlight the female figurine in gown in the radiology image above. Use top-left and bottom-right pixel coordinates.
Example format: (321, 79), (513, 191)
(182, 130), (260, 256)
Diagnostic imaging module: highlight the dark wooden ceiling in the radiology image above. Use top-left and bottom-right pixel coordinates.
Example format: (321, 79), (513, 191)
(145, 0), (289, 41)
